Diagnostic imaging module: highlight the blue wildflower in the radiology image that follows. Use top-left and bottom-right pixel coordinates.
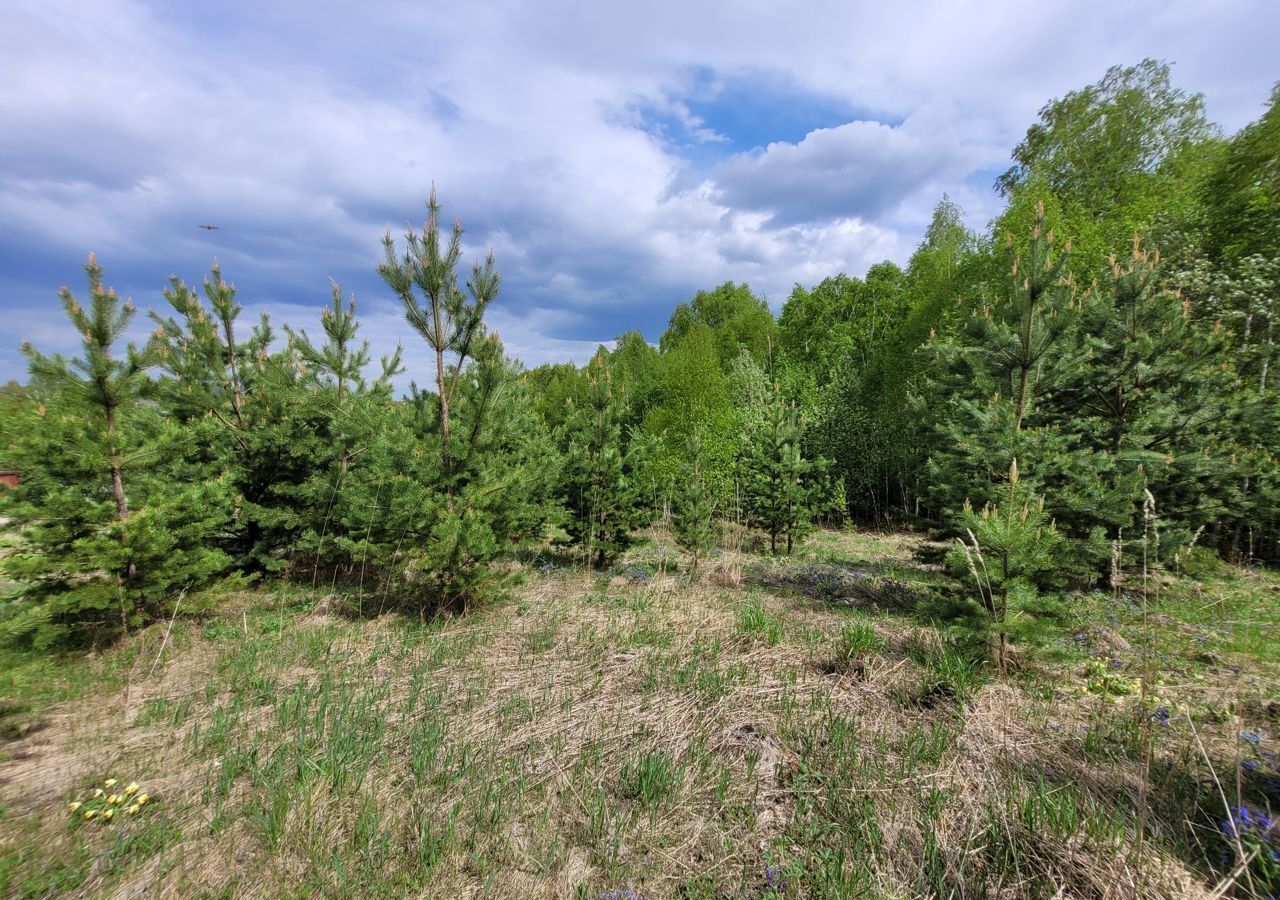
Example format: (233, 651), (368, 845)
(593, 888), (637, 900)
(1242, 731), (1263, 745)
(763, 863), (787, 891)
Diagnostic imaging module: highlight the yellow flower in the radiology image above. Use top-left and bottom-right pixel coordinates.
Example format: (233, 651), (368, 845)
(93, 788), (104, 798)
(103, 809), (113, 820)
(137, 793), (149, 805)
(108, 794), (120, 804)
(84, 810), (96, 820)
(104, 778), (117, 787)
(128, 804), (140, 814)
(124, 783), (139, 796)
(69, 801), (82, 811)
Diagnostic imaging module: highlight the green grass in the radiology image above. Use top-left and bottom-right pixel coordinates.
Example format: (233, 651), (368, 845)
(618, 750), (684, 808)
(1, 529), (1278, 898)
(736, 595), (783, 645)
(838, 619), (887, 661)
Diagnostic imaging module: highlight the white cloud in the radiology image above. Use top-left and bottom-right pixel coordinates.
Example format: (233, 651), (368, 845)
(1, 0), (1277, 383)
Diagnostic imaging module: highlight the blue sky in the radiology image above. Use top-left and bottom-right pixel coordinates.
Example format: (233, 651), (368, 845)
(1, 0), (1277, 387)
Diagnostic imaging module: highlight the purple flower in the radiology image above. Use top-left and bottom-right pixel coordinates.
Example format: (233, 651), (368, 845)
(594, 889), (637, 900)
(764, 863), (787, 890)
(1221, 804), (1276, 840)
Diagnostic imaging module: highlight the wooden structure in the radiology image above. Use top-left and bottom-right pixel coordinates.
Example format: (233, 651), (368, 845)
(0, 471), (18, 489)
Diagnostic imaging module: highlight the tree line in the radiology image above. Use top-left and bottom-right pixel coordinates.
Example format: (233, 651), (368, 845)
(1, 60), (1276, 651)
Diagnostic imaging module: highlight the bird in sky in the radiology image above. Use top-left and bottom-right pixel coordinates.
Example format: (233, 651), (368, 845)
(197, 224), (219, 231)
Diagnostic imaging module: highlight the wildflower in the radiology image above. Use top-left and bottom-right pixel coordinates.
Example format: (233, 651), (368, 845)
(93, 788), (104, 798)
(1150, 706), (1172, 727)
(108, 794), (121, 804)
(124, 782), (139, 796)
(764, 863), (787, 890)
(68, 801), (82, 811)
(137, 793), (149, 805)
(128, 804), (140, 814)
(103, 809), (113, 821)
(103, 778), (117, 787)
(84, 810), (96, 820)
(1241, 731), (1263, 745)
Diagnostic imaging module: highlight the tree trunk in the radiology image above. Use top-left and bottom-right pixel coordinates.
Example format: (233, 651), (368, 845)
(106, 405), (128, 522)
(435, 329), (451, 474)
(1014, 362), (1031, 432)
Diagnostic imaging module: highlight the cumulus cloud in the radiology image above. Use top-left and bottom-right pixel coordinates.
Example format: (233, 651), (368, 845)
(1, 0), (1277, 384)
(708, 113), (963, 226)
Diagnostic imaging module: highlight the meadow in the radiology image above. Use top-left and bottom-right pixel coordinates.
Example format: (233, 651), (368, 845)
(1, 528), (1276, 899)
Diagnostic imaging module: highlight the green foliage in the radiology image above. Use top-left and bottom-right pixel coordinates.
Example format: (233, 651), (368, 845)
(671, 433), (717, 572)
(1043, 238), (1238, 564)
(659, 282), (777, 369)
(151, 265), (314, 572)
(560, 352), (651, 568)
(920, 201), (1079, 528)
(998, 58), (1215, 217)
(285, 281), (403, 405)
(618, 750), (684, 809)
(741, 386), (822, 555)
(643, 324), (738, 503)
(735, 596), (782, 645)
(1203, 83), (1280, 264)
(838, 620), (886, 661)
(2, 257), (232, 647)
(780, 263), (907, 384)
(361, 189), (559, 606)
(948, 459), (1062, 670)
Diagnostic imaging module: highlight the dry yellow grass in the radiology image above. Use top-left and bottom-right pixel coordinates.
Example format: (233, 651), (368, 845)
(1, 529), (1276, 898)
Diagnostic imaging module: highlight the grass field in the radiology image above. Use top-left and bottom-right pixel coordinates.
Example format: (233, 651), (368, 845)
(0, 529), (1277, 898)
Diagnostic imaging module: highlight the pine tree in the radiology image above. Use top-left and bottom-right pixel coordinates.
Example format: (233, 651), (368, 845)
(561, 352), (649, 568)
(921, 200), (1079, 526)
(378, 185), (497, 482)
(3, 256), (232, 646)
(286, 281), (403, 406)
(949, 458), (1061, 672)
(281, 285), (404, 583)
(743, 386), (818, 555)
(369, 189), (559, 607)
(1044, 236), (1238, 571)
(672, 432), (717, 572)
(152, 263), (274, 429)
(152, 265), (318, 572)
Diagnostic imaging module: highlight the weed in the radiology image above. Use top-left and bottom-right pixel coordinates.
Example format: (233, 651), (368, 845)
(619, 750), (684, 810)
(736, 596), (783, 645)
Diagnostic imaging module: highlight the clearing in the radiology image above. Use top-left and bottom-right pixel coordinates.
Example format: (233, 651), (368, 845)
(1, 530), (1277, 898)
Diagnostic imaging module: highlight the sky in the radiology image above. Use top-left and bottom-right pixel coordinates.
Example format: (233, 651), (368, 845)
(1, 0), (1277, 388)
